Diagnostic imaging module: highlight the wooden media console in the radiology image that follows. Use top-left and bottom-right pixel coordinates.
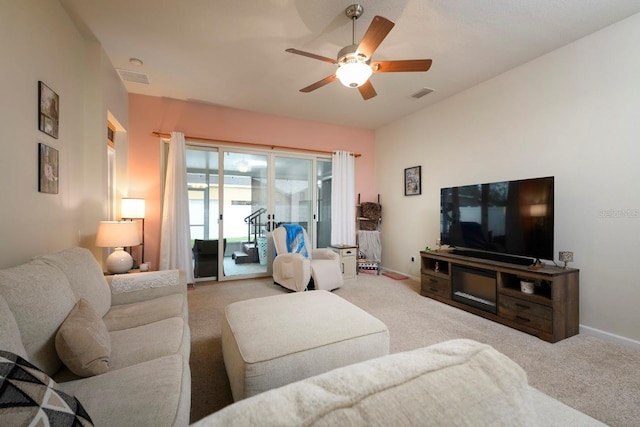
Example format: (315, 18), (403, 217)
(420, 250), (579, 343)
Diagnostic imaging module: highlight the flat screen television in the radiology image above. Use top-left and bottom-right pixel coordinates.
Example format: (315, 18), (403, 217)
(440, 176), (554, 265)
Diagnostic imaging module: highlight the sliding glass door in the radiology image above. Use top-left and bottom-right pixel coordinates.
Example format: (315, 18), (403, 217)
(273, 156), (333, 249)
(274, 156), (313, 241)
(221, 151), (269, 279)
(186, 148), (222, 280)
(185, 144), (332, 281)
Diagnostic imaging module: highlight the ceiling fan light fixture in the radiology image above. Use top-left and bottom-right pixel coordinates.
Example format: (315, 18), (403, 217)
(336, 61), (372, 88)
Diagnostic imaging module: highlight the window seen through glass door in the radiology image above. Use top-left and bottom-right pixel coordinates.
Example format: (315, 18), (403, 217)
(316, 159), (332, 248)
(274, 156), (312, 241)
(186, 149), (219, 241)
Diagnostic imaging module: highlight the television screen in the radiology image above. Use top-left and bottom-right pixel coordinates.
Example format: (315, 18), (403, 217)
(440, 177), (554, 262)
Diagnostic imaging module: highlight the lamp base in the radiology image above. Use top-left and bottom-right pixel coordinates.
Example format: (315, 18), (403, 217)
(105, 247), (134, 274)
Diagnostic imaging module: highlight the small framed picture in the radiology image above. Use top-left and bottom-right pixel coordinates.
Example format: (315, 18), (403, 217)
(404, 166), (421, 196)
(38, 81), (59, 139)
(39, 143), (59, 194)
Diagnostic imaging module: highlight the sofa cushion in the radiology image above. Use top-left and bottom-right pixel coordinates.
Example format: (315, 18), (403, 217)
(0, 295), (28, 359)
(108, 316), (185, 370)
(0, 350), (94, 426)
(103, 293), (185, 331)
(38, 247), (112, 318)
(56, 354), (187, 427)
(55, 298), (111, 377)
(53, 316), (188, 384)
(194, 339), (538, 426)
(0, 259), (77, 376)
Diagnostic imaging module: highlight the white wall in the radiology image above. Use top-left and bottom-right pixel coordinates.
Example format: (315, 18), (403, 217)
(0, 0), (128, 268)
(376, 13), (640, 345)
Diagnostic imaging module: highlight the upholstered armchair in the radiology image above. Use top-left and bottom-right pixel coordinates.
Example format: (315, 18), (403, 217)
(272, 225), (343, 292)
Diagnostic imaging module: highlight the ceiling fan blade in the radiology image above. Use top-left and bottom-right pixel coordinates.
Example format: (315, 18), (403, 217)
(300, 74), (337, 93)
(358, 80), (377, 100)
(372, 59), (433, 73)
(286, 48), (338, 65)
(357, 16), (395, 59)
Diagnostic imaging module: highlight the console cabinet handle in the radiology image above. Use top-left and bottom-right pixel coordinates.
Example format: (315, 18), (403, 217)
(515, 315), (530, 323)
(515, 303), (530, 310)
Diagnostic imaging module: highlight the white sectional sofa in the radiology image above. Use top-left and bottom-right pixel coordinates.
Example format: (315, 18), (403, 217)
(193, 339), (605, 427)
(0, 247), (190, 427)
(0, 247), (605, 427)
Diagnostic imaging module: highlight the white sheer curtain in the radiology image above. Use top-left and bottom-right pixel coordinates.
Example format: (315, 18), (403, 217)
(159, 131), (194, 284)
(331, 151), (356, 246)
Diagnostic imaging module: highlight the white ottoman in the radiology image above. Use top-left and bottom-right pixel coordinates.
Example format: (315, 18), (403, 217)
(222, 290), (390, 401)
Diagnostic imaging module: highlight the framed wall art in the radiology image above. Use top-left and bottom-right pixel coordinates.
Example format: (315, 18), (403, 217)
(404, 165), (421, 196)
(38, 81), (59, 138)
(38, 143), (59, 194)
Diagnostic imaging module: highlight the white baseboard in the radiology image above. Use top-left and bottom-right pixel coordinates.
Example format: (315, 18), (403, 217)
(579, 325), (640, 350)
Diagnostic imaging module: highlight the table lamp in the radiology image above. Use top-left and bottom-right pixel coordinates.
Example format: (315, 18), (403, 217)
(558, 251), (574, 269)
(96, 221), (141, 274)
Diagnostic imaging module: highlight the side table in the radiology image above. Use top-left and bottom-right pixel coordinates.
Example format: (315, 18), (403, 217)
(330, 245), (358, 280)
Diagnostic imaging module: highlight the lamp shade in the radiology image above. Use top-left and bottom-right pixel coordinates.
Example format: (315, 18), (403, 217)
(121, 198), (145, 219)
(336, 61), (372, 88)
(558, 251), (574, 262)
(96, 221), (140, 248)
(96, 221), (140, 274)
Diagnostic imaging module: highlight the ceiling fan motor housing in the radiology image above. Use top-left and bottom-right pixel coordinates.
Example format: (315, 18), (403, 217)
(337, 44), (368, 63)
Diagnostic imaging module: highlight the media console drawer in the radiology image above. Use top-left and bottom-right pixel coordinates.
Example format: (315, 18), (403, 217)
(499, 295), (553, 333)
(420, 274), (450, 298)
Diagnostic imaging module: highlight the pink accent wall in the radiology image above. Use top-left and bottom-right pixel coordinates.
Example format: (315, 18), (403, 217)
(127, 94), (376, 270)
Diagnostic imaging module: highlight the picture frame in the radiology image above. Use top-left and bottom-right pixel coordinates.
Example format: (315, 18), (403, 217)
(404, 165), (421, 196)
(38, 81), (59, 139)
(38, 143), (59, 194)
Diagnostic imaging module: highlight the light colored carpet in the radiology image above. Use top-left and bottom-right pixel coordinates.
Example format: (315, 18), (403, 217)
(187, 274), (640, 426)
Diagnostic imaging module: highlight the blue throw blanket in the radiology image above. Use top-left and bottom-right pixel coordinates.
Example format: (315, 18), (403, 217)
(281, 224), (309, 258)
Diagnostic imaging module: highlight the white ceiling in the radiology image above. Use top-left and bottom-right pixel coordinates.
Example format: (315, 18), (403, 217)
(60, 0), (640, 130)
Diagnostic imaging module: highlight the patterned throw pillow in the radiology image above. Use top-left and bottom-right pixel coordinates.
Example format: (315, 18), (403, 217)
(0, 350), (93, 426)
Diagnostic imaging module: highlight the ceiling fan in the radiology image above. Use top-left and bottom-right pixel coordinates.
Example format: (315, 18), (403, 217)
(286, 4), (432, 100)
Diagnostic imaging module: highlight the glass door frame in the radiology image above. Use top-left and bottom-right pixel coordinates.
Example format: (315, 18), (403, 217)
(184, 141), (332, 282)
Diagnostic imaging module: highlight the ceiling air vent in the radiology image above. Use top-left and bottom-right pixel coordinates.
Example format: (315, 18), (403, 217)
(117, 69), (150, 85)
(411, 87), (434, 99)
